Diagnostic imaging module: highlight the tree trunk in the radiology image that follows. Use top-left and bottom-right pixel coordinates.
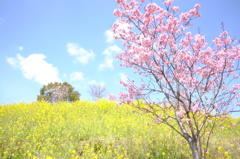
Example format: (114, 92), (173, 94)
(189, 138), (201, 159)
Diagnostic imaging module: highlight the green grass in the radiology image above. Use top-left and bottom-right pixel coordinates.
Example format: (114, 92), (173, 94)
(0, 100), (239, 159)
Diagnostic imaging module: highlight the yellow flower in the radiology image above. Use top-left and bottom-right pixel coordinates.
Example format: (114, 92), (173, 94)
(205, 151), (210, 156)
(118, 155), (124, 159)
(146, 153), (151, 157)
(224, 151), (229, 156)
(70, 150), (76, 154)
(218, 146), (223, 151)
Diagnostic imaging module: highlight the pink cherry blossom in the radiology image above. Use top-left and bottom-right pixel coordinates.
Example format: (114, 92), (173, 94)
(213, 103), (218, 109)
(191, 105), (199, 113)
(116, 0), (126, 5)
(163, 0), (173, 6)
(154, 117), (161, 124)
(117, 102), (123, 107)
(224, 115), (229, 118)
(231, 123), (237, 127)
(177, 110), (185, 118)
(141, 37), (152, 47)
(171, 6), (179, 13)
(194, 4), (201, 9)
(180, 12), (190, 22)
(233, 84), (240, 90)
(113, 9), (122, 17)
(108, 94), (117, 101)
(112, 1), (240, 157)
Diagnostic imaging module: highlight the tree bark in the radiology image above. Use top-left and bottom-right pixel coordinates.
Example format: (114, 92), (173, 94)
(189, 138), (201, 159)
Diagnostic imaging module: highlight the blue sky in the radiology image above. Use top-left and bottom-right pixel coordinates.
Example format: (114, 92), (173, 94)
(1, 0), (240, 112)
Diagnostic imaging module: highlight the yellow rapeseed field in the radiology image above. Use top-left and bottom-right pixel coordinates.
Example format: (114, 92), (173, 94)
(0, 100), (239, 159)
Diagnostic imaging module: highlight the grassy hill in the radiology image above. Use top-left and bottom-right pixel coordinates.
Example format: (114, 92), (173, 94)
(0, 100), (239, 159)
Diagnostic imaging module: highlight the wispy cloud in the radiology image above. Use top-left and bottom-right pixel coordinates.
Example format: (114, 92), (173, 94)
(88, 80), (105, 87)
(99, 57), (114, 70)
(6, 54), (21, 68)
(119, 73), (128, 83)
(18, 46), (24, 51)
(6, 54), (61, 85)
(105, 29), (115, 43)
(70, 72), (84, 81)
(67, 43), (95, 64)
(102, 45), (121, 56)
(98, 45), (122, 71)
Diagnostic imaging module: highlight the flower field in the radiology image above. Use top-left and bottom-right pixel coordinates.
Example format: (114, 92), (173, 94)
(0, 100), (239, 159)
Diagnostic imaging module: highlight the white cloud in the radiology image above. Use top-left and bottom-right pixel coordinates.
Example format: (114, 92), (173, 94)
(18, 46), (24, 51)
(102, 45), (122, 56)
(88, 80), (105, 87)
(119, 73), (128, 83)
(70, 72), (84, 81)
(6, 54), (21, 68)
(67, 43), (95, 64)
(98, 45), (122, 71)
(6, 54), (61, 85)
(99, 57), (114, 70)
(105, 29), (115, 43)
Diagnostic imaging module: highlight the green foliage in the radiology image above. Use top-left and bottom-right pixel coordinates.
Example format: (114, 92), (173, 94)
(37, 82), (80, 103)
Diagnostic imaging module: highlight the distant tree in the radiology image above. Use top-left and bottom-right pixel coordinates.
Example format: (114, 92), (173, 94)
(88, 84), (107, 100)
(37, 82), (80, 103)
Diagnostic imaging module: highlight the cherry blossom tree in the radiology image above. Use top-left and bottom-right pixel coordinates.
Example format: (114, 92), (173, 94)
(110, 0), (240, 158)
(88, 84), (107, 100)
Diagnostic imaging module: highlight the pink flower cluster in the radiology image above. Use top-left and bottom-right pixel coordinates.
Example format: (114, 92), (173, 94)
(233, 84), (240, 90)
(108, 94), (117, 101)
(112, 0), (240, 118)
(176, 110), (185, 118)
(163, 0), (173, 6)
